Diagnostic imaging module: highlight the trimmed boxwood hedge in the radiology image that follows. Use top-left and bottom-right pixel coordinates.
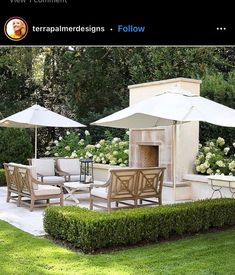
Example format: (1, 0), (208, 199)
(0, 169), (6, 186)
(44, 198), (235, 253)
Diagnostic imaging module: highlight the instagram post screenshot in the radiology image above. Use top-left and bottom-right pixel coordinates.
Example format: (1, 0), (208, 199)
(0, 1), (235, 273)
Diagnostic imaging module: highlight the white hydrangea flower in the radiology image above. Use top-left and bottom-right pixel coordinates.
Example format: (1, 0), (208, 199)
(112, 151), (118, 156)
(216, 137), (225, 146)
(99, 139), (105, 145)
(233, 142), (235, 148)
(46, 146), (51, 151)
(229, 161), (235, 171)
(78, 139), (85, 145)
(65, 146), (70, 151)
(216, 160), (225, 167)
(86, 144), (94, 150)
(205, 152), (212, 160)
(206, 168), (213, 175)
(204, 147), (210, 153)
(224, 147), (230, 155)
(204, 161), (210, 168)
(66, 131), (70, 135)
(85, 152), (93, 158)
(45, 151), (50, 156)
(59, 136), (63, 141)
(85, 130), (90, 136)
(124, 149), (129, 155)
(126, 131), (129, 136)
(112, 137), (120, 143)
(71, 152), (77, 158)
(54, 153), (59, 157)
(95, 143), (101, 149)
(54, 140), (59, 146)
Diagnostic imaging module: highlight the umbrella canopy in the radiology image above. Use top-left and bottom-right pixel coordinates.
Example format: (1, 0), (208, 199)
(91, 87), (235, 128)
(0, 104), (86, 158)
(91, 87), (235, 196)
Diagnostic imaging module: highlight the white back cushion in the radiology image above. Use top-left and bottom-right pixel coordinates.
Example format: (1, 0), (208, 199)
(57, 158), (80, 175)
(31, 158), (55, 176)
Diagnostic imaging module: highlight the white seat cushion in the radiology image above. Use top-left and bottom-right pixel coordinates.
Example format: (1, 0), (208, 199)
(66, 175), (81, 182)
(91, 187), (135, 199)
(38, 176), (64, 184)
(90, 188), (108, 199)
(34, 184), (61, 196)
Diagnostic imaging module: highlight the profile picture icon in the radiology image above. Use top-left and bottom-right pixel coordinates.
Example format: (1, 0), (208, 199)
(4, 17), (28, 41)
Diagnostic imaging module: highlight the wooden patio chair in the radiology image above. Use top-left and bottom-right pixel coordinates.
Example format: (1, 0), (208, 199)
(16, 164), (64, 211)
(56, 158), (81, 182)
(30, 158), (64, 185)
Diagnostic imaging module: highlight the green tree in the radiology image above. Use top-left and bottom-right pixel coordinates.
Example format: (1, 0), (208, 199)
(0, 128), (32, 167)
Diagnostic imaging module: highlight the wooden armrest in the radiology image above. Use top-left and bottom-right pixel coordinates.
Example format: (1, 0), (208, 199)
(92, 179), (110, 188)
(36, 173), (44, 182)
(55, 169), (71, 181)
(55, 168), (70, 176)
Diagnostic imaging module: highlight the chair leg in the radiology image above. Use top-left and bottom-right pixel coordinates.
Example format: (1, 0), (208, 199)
(159, 196), (162, 205)
(115, 201), (119, 207)
(6, 191), (10, 202)
(107, 200), (111, 213)
(90, 196), (93, 210)
(60, 196), (64, 206)
(134, 199), (137, 207)
(17, 194), (21, 207)
(30, 199), (35, 211)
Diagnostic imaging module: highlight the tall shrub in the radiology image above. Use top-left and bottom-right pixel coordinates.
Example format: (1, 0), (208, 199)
(0, 128), (33, 167)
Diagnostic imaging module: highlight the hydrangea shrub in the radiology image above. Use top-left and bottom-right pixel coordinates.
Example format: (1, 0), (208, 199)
(44, 130), (129, 167)
(195, 137), (235, 175)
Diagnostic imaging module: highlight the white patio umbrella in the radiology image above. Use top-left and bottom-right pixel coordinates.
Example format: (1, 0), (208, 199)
(0, 104), (86, 158)
(91, 86), (235, 192)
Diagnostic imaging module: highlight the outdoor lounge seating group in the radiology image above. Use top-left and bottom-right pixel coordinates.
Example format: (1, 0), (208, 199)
(4, 158), (166, 212)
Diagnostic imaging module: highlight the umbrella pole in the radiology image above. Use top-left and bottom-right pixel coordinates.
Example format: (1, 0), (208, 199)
(173, 121), (177, 202)
(34, 126), (37, 159)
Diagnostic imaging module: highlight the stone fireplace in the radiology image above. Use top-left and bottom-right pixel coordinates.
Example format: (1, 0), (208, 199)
(128, 77), (202, 186)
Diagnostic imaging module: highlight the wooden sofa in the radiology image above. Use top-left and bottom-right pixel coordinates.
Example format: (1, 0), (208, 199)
(90, 167), (165, 212)
(4, 162), (64, 211)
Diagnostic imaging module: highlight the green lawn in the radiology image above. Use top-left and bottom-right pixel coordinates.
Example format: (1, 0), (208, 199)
(0, 221), (235, 275)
